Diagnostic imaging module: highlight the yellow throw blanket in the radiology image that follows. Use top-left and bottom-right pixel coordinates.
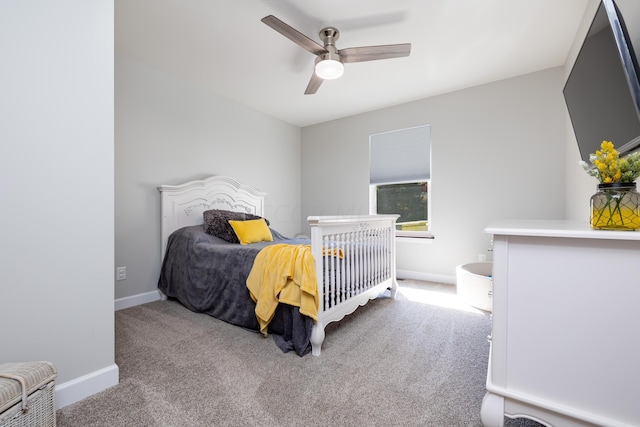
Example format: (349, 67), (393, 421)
(322, 247), (344, 259)
(246, 244), (319, 336)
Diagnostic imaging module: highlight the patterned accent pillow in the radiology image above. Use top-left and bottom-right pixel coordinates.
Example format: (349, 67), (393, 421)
(203, 209), (269, 243)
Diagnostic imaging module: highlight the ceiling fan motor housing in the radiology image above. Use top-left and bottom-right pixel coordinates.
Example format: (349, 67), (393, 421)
(315, 27), (343, 79)
(319, 27), (340, 46)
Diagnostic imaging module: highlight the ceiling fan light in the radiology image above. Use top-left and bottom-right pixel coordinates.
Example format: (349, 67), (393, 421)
(315, 59), (344, 80)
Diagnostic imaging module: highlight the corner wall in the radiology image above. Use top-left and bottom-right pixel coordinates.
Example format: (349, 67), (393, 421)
(115, 54), (302, 303)
(0, 0), (117, 408)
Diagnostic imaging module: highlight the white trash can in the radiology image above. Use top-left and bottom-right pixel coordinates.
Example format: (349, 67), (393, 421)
(456, 262), (493, 312)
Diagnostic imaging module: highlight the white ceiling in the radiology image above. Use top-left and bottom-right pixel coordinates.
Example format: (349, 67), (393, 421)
(115, 0), (590, 127)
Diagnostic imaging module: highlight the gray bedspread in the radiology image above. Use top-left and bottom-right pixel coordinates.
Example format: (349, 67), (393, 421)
(158, 225), (314, 356)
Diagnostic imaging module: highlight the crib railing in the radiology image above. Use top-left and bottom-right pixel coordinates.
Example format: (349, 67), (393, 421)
(308, 215), (398, 355)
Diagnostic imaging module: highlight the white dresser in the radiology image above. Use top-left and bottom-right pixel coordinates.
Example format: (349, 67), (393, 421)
(481, 220), (640, 427)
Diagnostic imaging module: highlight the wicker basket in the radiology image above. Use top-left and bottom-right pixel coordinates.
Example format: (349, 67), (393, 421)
(0, 362), (57, 427)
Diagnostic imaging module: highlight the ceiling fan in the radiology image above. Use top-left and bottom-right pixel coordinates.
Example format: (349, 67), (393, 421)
(261, 15), (411, 95)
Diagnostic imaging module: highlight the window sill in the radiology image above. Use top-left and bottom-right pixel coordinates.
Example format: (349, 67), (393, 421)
(396, 233), (434, 240)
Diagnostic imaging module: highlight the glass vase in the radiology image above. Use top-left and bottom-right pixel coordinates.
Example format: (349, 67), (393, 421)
(590, 183), (640, 230)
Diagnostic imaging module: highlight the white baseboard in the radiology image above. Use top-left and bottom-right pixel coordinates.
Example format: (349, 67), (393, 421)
(55, 363), (119, 409)
(115, 290), (163, 311)
(397, 269), (456, 285)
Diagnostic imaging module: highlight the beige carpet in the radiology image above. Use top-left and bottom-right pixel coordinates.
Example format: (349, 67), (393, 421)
(55, 281), (535, 426)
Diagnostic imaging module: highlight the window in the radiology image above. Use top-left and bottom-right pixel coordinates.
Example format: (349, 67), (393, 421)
(376, 181), (428, 230)
(369, 125), (432, 238)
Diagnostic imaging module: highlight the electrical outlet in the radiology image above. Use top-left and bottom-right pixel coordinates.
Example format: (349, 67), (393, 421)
(478, 254), (487, 262)
(116, 266), (127, 281)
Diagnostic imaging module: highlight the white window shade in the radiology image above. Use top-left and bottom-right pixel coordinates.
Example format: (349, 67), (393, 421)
(370, 125), (431, 184)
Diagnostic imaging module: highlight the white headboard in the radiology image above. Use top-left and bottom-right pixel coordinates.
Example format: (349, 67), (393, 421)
(158, 175), (266, 259)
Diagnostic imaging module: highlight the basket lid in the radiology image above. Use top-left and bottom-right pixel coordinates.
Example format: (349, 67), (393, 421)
(0, 361), (57, 413)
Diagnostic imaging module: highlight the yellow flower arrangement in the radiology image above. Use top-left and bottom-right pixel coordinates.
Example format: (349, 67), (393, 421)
(582, 141), (640, 230)
(581, 140), (640, 183)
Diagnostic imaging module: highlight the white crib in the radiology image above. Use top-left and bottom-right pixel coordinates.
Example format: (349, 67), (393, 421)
(308, 215), (398, 355)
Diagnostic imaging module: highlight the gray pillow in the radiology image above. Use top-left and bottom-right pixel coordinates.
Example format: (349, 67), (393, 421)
(203, 209), (269, 243)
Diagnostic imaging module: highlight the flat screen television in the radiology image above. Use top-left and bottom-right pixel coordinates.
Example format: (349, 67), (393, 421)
(564, 0), (640, 162)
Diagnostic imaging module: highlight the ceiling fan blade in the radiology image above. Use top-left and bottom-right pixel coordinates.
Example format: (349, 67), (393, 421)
(261, 15), (327, 56)
(304, 72), (323, 95)
(339, 43), (411, 63)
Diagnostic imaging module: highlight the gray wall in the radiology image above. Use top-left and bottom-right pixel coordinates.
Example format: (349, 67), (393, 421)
(0, 0), (117, 407)
(115, 54), (302, 301)
(617, 0), (640, 52)
(301, 67), (568, 282)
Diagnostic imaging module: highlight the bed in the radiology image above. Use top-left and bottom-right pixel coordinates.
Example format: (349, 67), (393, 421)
(157, 175), (398, 356)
